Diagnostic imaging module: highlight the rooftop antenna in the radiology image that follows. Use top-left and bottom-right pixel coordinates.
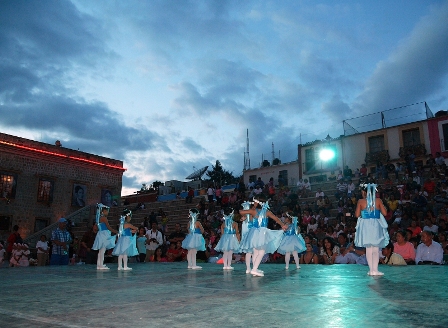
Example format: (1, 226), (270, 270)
(244, 129), (251, 170)
(271, 142), (275, 165)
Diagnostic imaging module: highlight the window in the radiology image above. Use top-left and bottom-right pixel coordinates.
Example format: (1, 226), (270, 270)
(278, 170), (288, 186)
(305, 148), (316, 172)
(0, 216), (11, 230)
(34, 217), (49, 232)
(402, 128), (420, 147)
(0, 172), (17, 199)
(368, 135), (385, 153)
(442, 123), (448, 151)
(37, 178), (54, 203)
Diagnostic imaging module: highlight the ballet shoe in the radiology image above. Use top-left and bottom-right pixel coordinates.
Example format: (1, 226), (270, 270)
(371, 271), (384, 276)
(246, 269), (251, 274)
(227, 266), (234, 270)
(251, 269), (264, 277)
(97, 266), (110, 270)
(187, 265), (192, 269)
(117, 267), (123, 271)
(223, 266), (228, 270)
(123, 267), (132, 271)
(192, 266), (202, 270)
(285, 266), (289, 270)
(296, 265), (301, 269)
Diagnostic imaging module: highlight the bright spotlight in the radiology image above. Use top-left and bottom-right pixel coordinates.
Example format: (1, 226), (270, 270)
(319, 149), (335, 161)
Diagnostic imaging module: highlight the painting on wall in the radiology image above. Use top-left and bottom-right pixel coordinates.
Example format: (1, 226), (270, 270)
(72, 184), (87, 207)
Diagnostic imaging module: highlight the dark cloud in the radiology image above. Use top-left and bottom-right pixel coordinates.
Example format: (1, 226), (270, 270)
(354, 2), (448, 114)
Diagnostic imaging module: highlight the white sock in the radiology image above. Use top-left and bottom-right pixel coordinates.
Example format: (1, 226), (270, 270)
(97, 248), (106, 267)
(285, 252), (291, 268)
(292, 251), (300, 267)
(118, 255), (123, 268)
(192, 249), (197, 267)
(372, 247), (380, 273)
(253, 249), (265, 271)
(228, 251), (233, 267)
(187, 250), (192, 267)
(123, 255), (128, 268)
(245, 253), (252, 271)
(366, 247), (373, 273)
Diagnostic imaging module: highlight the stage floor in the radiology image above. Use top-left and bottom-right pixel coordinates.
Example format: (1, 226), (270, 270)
(0, 263), (447, 328)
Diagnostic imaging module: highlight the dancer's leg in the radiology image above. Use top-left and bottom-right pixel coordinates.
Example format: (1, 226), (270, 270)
(285, 252), (291, 269)
(252, 248), (265, 276)
(366, 246), (373, 275)
(292, 251), (300, 269)
(123, 255), (131, 270)
(228, 251), (234, 269)
(117, 255), (123, 270)
(97, 248), (107, 269)
(245, 252), (252, 273)
(187, 250), (192, 268)
(192, 249), (201, 269)
(372, 247), (383, 275)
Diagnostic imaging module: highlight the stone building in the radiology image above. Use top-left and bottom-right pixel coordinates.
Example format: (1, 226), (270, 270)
(0, 132), (125, 241)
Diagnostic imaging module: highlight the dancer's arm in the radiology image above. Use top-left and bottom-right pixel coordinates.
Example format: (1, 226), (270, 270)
(267, 211), (287, 230)
(100, 217), (118, 234)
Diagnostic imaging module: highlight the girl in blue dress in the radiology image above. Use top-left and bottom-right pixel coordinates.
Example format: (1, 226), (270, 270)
(214, 208), (240, 270)
(239, 201), (255, 273)
(354, 183), (389, 276)
(239, 195), (287, 277)
(277, 213), (306, 270)
(182, 208), (206, 270)
(112, 209), (139, 271)
(92, 204), (118, 270)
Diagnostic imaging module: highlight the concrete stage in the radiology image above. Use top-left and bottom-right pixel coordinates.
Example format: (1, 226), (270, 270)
(1, 263), (447, 328)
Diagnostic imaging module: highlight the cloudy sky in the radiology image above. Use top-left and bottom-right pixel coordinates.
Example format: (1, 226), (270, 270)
(1, 0), (448, 195)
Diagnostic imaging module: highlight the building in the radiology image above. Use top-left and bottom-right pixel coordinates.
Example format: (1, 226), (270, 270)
(242, 110), (447, 187)
(0, 132), (125, 240)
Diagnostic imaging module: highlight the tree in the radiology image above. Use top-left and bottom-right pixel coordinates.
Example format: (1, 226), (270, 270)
(262, 160), (270, 167)
(273, 158), (281, 165)
(205, 160), (236, 186)
(152, 181), (163, 191)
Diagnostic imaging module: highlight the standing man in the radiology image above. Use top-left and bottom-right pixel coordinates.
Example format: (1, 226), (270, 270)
(80, 224), (99, 264)
(50, 218), (72, 265)
(145, 222), (163, 262)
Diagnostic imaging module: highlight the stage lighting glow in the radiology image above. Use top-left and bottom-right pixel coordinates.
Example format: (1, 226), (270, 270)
(319, 148), (335, 161)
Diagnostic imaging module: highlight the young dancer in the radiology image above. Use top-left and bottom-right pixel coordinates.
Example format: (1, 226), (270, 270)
(92, 203), (118, 270)
(277, 213), (306, 270)
(112, 209), (139, 271)
(239, 200), (255, 273)
(239, 195), (287, 277)
(214, 208), (240, 270)
(354, 183), (389, 276)
(181, 208), (206, 270)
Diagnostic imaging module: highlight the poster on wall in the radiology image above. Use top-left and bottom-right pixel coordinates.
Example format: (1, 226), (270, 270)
(72, 184), (86, 207)
(101, 189), (112, 207)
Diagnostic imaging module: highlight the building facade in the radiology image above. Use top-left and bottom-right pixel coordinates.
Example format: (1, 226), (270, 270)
(0, 132), (125, 240)
(243, 114), (447, 187)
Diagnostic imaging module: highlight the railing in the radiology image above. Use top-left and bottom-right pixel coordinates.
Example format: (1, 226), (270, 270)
(24, 205), (92, 247)
(365, 150), (390, 165)
(398, 144), (426, 159)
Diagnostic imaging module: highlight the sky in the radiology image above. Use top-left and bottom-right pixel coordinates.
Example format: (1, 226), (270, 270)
(1, 0), (448, 196)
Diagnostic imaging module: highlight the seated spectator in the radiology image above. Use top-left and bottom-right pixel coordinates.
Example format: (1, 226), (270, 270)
(393, 231), (416, 265)
(80, 224), (98, 265)
(335, 181), (347, 200)
(315, 188), (324, 199)
(150, 246), (167, 262)
(335, 233), (358, 264)
(435, 152), (445, 166)
(299, 243), (318, 264)
(36, 235), (49, 266)
(423, 219), (438, 234)
(307, 218), (318, 234)
(176, 241), (188, 261)
(408, 220), (422, 238)
(360, 164), (367, 177)
(415, 231), (443, 265)
(436, 232), (448, 254)
(166, 242), (181, 262)
(320, 237), (340, 265)
(381, 242), (407, 265)
(302, 179), (311, 197)
(343, 166), (352, 180)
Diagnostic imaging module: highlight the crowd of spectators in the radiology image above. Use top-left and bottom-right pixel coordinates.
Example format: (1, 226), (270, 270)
(2, 155), (448, 268)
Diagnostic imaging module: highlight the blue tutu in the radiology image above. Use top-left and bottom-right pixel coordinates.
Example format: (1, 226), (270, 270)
(354, 210), (389, 248)
(239, 227), (255, 253)
(92, 224), (116, 250)
(182, 232), (206, 251)
(277, 234), (306, 254)
(112, 229), (138, 256)
(215, 234), (240, 252)
(249, 227), (284, 254)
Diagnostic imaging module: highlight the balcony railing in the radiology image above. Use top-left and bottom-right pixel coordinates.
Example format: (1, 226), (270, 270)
(399, 144), (427, 159)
